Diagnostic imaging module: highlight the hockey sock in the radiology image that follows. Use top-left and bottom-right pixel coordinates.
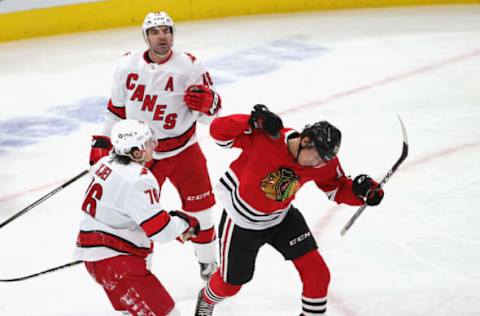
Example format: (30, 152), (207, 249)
(203, 271), (241, 304)
(293, 250), (330, 314)
(301, 296), (327, 315)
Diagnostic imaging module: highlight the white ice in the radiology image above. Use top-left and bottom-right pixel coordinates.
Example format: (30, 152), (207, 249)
(0, 4), (479, 316)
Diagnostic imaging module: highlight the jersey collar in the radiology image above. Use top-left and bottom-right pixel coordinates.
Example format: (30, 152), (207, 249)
(143, 50), (173, 65)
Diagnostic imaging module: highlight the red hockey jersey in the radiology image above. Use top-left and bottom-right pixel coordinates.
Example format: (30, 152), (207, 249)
(210, 114), (363, 230)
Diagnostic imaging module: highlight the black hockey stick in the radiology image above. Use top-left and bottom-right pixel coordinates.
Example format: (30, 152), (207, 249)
(0, 260), (83, 282)
(340, 115), (409, 236)
(0, 169), (89, 230)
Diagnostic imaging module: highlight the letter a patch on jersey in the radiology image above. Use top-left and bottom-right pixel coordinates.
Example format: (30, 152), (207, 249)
(260, 168), (300, 201)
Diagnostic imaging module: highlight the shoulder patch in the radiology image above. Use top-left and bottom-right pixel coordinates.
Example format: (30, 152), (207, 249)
(185, 52), (197, 64)
(140, 168), (149, 176)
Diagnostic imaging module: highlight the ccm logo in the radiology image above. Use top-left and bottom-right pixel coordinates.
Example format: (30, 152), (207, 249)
(289, 232), (311, 246)
(187, 191), (211, 201)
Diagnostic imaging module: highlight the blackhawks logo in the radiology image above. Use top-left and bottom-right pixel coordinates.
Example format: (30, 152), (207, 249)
(260, 168), (300, 201)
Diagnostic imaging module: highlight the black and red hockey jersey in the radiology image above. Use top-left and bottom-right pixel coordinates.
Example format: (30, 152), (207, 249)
(210, 114), (363, 230)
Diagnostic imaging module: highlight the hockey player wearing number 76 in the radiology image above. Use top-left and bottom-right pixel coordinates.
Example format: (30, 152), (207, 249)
(194, 105), (384, 316)
(74, 120), (200, 315)
(88, 11), (221, 281)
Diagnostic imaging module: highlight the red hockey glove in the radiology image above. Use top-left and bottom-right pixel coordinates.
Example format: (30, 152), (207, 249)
(169, 210), (200, 243)
(89, 135), (112, 166)
(248, 104), (283, 138)
(352, 174), (384, 206)
(183, 84), (221, 116)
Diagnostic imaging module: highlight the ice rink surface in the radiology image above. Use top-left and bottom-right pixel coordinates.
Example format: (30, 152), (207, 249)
(1, 4), (480, 316)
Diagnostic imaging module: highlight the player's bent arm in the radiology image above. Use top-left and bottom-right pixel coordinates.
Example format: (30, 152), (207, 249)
(125, 177), (197, 243)
(331, 177), (365, 206)
(183, 57), (222, 116)
(210, 114), (252, 149)
(141, 210), (190, 243)
(314, 161), (364, 206)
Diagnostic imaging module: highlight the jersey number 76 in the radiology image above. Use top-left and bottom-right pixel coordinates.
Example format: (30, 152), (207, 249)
(82, 181), (103, 217)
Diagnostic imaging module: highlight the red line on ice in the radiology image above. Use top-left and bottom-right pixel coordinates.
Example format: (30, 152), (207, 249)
(278, 49), (480, 115)
(1, 48), (479, 209)
(0, 180), (64, 203)
(0, 48), (479, 316)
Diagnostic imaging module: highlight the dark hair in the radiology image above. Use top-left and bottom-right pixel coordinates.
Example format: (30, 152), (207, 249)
(110, 148), (139, 165)
(115, 155), (133, 165)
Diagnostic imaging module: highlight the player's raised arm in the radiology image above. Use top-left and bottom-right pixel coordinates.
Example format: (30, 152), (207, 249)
(210, 104), (283, 149)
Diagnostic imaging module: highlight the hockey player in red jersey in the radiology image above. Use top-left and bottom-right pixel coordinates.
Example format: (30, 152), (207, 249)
(89, 11), (220, 280)
(75, 119), (200, 315)
(194, 105), (384, 316)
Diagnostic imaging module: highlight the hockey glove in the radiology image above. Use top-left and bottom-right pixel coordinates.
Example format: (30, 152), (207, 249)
(89, 135), (112, 165)
(169, 210), (200, 243)
(183, 84), (221, 116)
(352, 174), (384, 206)
(248, 104), (283, 138)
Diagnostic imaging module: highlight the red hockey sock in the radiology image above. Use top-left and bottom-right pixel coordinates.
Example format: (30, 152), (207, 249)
(293, 250), (330, 315)
(292, 250), (331, 298)
(203, 271), (241, 304)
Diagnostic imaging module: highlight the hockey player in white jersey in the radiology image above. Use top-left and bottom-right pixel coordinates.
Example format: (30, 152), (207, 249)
(89, 11), (220, 280)
(75, 119), (200, 315)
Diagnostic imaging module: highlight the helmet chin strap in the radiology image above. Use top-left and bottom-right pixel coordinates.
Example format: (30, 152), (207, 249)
(296, 144), (303, 162)
(295, 137), (308, 162)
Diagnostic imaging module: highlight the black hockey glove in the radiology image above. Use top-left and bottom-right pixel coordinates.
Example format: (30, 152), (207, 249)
(248, 104), (283, 138)
(352, 174), (384, 206)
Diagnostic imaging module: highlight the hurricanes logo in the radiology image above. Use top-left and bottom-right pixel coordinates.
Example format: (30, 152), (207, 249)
(260, 168), (300, 201)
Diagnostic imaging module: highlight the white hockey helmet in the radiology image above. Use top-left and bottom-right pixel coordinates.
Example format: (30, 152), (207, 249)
(142, 11), (175, 39)
(111, 120), (154, 158)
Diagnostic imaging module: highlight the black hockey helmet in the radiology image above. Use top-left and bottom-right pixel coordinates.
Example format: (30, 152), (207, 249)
(300, 121), (341, 161)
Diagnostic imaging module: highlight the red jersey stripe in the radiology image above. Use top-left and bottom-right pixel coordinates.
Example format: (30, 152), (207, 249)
(140, 210), (171, 237)
(107, 99), (126, 119)
(191, 226), (216, 244)
(155, 123), (196, 152)
(77, 230), (152, 257)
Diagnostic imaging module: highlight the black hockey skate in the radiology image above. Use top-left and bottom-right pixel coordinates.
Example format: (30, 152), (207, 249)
(194, 289), (214, 316)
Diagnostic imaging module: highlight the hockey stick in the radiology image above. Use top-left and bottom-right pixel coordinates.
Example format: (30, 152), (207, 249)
(0, 260), (83, 282)
(340, 115), (409, 236)
(0, 169), (89, 230)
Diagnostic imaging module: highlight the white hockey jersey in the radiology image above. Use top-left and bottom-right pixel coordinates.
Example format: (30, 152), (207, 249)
(73, 156), (188, 262)
(104, 50), (218, 160)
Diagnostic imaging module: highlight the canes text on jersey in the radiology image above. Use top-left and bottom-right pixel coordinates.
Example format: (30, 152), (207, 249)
(126, 73), (177, 129)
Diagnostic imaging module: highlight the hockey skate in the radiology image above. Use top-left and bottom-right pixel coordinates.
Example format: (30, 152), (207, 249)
(199, 261), (218, 281)
(194, 289), (214, 316)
